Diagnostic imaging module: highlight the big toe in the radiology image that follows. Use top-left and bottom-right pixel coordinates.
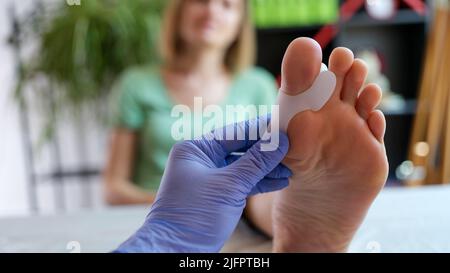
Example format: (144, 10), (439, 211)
(280, 37), (323, 95)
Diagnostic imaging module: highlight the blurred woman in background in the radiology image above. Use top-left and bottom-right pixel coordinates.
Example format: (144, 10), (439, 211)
(103, 0), (277, 220)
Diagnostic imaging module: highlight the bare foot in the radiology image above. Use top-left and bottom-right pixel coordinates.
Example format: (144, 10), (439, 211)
(272, 38), (389, 252)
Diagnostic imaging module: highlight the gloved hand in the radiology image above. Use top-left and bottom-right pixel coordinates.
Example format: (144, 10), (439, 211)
(114, 115), (291, 253)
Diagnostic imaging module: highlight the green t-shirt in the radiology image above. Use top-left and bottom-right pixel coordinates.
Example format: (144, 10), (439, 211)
(112, 66), (278, 191)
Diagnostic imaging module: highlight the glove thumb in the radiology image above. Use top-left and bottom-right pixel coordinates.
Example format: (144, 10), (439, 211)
(226, 131), (289, 192)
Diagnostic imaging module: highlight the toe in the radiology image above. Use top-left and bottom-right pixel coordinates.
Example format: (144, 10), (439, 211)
(356, 83), (382, 119)
(280, 37), (323, 95)
(341, 59), (368, 105)
(368, 110), (386, 143)
(328, 47), (354, 100)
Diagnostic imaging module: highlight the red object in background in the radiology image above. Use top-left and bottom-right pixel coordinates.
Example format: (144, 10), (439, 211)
(314, 25), (339, 50)
(277, 0), (427, 87)
(313, 0), (427, 49)
(340, 0), (366, 21)
(276, 75), (282, 89)
(403, 0), (427, 15)
(314, 0), (366, 48)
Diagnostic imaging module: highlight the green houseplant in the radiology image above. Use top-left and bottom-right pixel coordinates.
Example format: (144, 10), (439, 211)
(13, 0), (166, 140)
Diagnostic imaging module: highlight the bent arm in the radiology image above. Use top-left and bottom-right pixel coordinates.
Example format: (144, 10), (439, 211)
(103, 128), (155, 205)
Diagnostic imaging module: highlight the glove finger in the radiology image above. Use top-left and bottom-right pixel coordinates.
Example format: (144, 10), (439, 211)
(227, 156), (292, 179)
(249, 178), (289, 195)
(227, 131), (289, 192)
(225, 155), (292, 179)
(225, 155), (240, 166)
(195, 115), (272, 159)
(265, 164), (292, 179)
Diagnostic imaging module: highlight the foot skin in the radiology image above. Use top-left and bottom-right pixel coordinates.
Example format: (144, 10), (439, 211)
(272, 38), (389, 252)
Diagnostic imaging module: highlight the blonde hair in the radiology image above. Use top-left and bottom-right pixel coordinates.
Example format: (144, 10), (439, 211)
(160, 0), (255, 74)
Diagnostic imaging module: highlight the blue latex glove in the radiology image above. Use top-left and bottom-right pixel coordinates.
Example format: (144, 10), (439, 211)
(114, 116), (291, 253)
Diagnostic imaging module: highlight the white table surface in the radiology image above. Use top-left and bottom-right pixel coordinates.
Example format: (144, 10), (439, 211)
(1, 185), (449, 253)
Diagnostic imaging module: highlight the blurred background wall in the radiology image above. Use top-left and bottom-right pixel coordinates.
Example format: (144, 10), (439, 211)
(0, 0), (29, 217)
(0, 0), (108, 217)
